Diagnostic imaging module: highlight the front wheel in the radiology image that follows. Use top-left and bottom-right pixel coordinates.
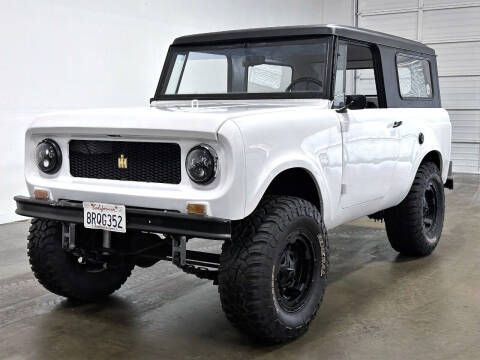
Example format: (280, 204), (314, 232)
(218, 196), (329, 343)
(28, 219), (134, 301)
(384, 162), (445, 256)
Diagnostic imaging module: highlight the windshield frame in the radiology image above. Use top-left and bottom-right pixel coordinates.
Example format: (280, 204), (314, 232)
(152, 35), (335, 101)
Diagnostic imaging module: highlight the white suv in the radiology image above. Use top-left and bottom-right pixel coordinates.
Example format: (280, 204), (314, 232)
(15, 25), (453, 343)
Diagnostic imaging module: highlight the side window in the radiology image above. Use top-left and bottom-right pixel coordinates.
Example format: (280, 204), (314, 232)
(346, 69), (377, 96)
(247, 64), (292, 92)
(396, 54), (432, 98)
(345, 44), (378, 102)
(333, 42), (347, 107)
(333, 41), (380, 108)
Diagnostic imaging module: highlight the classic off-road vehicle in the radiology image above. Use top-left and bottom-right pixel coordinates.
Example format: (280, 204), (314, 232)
(15, 25), (453, 343)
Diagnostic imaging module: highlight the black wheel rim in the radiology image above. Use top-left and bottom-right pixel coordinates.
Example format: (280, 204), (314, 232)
(423, 180), (438, 236)
(275, 232), (315, 312)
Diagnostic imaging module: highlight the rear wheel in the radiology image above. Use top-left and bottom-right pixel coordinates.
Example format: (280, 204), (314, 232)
(218, 196), (328, 343)
(384, 162), (445, 256)
(28, 219), (134, 301)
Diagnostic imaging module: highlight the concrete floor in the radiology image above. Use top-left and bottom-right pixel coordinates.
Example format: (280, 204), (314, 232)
(0, 174), (479, 360)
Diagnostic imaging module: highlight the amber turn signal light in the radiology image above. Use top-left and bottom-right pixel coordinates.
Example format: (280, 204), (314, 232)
(34, 189), (49, 200)
(187, 203), (206, 215)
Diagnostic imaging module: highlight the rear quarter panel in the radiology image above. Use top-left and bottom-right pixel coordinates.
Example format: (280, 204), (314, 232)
(385, 107), (451, 208)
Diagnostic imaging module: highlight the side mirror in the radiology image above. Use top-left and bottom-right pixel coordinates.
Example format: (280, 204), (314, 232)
(335, 94), (367, 113)
(346, 95), (367, 110)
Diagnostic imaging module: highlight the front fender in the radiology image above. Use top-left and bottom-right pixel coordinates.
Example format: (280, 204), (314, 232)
(233, 107), (342, 228)
(244, 157), (332, 223)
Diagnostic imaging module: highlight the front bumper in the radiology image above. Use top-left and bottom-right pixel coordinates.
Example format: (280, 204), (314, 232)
(14, 196), (231, 240)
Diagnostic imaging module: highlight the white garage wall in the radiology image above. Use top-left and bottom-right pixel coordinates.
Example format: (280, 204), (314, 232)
(0, 0), (325, 224)
(321, 0), (355, 25)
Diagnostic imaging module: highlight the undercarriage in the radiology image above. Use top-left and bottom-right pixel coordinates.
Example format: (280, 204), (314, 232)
(62, 223), (220, 282)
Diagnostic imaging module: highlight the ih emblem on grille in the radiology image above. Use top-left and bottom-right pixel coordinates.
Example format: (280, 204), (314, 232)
(117, 154), (128, 169)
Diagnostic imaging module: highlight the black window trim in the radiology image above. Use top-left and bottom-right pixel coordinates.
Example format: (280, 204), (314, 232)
(395, 52), (434, 101)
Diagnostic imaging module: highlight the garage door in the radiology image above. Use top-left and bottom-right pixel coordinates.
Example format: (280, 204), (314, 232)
(357, 0), (480, 173)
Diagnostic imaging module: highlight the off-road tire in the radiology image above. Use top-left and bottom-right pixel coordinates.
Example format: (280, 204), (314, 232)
(384, 162), (445, 256)
(218, 196), (329, 343)
(28, 218), (134, 301)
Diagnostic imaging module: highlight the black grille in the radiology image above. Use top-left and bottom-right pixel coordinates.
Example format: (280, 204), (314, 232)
(69, 140), (181, 184)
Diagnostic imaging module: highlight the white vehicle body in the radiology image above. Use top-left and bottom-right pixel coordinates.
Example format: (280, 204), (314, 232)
(16, 25), (453, 343)
(24, 98), (451, 230)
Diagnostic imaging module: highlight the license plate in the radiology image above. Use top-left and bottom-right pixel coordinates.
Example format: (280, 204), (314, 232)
(83, 202), (126, 233)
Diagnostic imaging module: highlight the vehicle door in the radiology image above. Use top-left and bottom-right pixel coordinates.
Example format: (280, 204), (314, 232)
(333, 40), (401, 208)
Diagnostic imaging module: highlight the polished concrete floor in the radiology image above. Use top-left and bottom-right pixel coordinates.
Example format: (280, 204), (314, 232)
(0, 174), (479, 360)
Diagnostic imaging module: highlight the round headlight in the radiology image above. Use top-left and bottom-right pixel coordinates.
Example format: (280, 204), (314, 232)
(185, 144), (217, 184)
(36, 139), (62, 174)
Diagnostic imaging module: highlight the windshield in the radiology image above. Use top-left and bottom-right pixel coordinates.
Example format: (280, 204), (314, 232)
(157, 38), (329, 99)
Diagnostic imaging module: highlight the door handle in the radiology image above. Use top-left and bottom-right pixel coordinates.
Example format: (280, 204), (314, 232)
(392, 121), (403, 128)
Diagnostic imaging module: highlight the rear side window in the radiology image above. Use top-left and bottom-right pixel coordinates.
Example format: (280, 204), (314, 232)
(396, 54), (432, 99)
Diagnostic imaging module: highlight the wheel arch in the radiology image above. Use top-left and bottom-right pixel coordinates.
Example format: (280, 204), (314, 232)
(421, 150), (443, 173)
(255, 167), (324, 216)
(385, 146), (447, 213)
(407, 149), (444, 192)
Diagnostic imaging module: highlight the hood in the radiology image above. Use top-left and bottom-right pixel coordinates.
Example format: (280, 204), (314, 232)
(29, 99), (331, 140)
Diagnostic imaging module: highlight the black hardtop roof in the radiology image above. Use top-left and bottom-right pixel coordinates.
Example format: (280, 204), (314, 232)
(172, 24), (435, 55)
